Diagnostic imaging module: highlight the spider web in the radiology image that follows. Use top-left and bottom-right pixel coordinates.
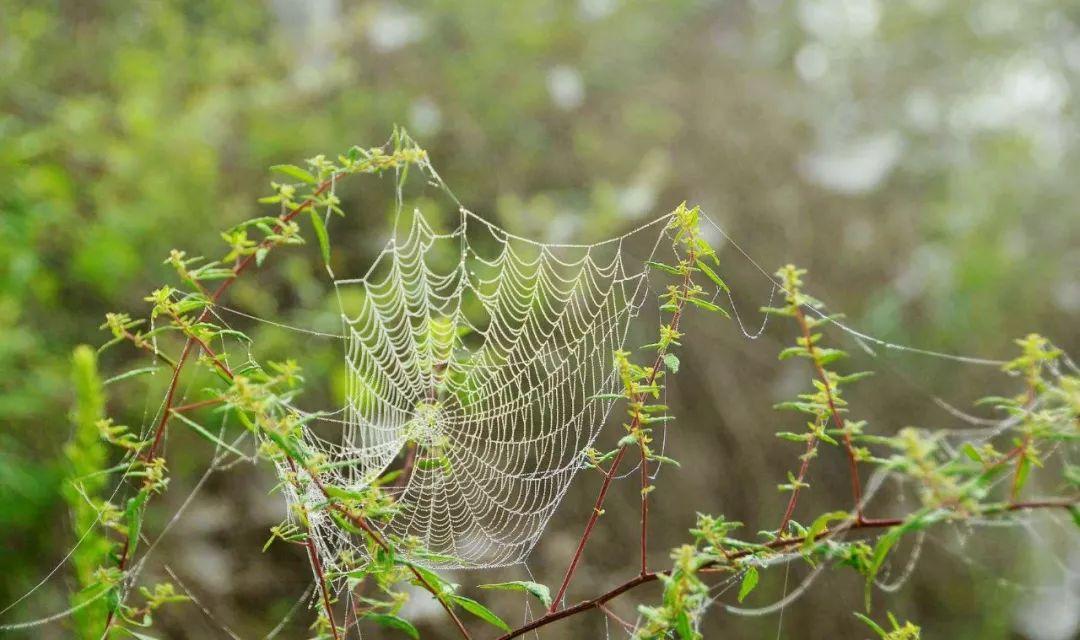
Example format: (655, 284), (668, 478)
(4, 152), (1075, 636)
(287, 205), (673, 572)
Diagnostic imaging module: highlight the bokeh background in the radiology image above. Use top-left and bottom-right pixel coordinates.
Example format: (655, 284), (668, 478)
(2, 1), (1079, 638)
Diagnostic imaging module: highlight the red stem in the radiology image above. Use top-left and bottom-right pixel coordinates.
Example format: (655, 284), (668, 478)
(640, 448), (650, 575)
(143, 178), (336, 462)
(306, 537), (341, 640)
(305, 467), (472, 639)
(501, 498), (1076, 639)
(550, 255), (695, 612)
(794, 306), (864, 521)
(777, 432), (819, 534)
(549, 447), (629, 612)
(105, 154), (462, 637)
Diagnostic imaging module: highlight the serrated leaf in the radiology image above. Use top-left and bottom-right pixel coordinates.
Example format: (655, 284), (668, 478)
(125, 490), (149, 558)
(835, 371), (874, 385)
(663, 353), (680, 374)
(450, 595), (510, 631)
(478, 581), (552, 609)
(270, 164), (317, 184)
(737, 566), (759, 603)
(363, 613), (420, 639)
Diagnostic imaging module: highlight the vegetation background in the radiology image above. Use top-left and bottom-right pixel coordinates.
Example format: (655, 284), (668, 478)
(1, 0), (1078, 638)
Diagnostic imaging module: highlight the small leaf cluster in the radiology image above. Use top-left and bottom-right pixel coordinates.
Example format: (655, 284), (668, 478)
(82, 133), (434, 638)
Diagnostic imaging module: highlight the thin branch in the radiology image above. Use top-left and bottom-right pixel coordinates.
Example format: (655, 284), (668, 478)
(500, 498), (1076, 639)
(777, 424), (820, 534)
(305, 538), (341, 640)
(640, 445), (650, 575)
(170, 398), (224, 414)
(550, 246), (696, 611)
(308, 471), (473, 639)
(794, 305), (864, 521)
(143, 176), (338, 462)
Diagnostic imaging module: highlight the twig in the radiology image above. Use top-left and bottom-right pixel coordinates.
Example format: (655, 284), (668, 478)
(550, 253), (695, 611)
(793, 305), (864, 521)
(500, 498), (1076, 639)
(305, 538), (341, 640)
(777, 421), (821, 534)
(307, 471), (472, 639)
(105, 176), (341, 635)
(640, 447), (650, 575)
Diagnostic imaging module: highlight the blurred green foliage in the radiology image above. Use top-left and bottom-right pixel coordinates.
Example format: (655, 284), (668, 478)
(61, 346), (110, 638)
(1, 1), (1077, 638)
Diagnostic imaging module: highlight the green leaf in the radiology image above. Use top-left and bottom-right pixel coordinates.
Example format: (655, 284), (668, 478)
(449, 595), (511, 631)
(125, 490), (149, 559)
(104, 366), (162, 386)
(1014, 456), (1032, 494)
(835, 371), (874, 385)
(270, 164), (317, 184)
(673, 610), (696, 639)
(961, 443), (982, 462)
(663, 353), (680, 374)
(478, 581), (552, 609)
(309, 210), (331, 266)
(363, 613), (420, 639)
(686, 297), (724, 314)
(695, 260), (729, 292)
(1068, 505), (1080, 530)
(853, 612), (889, 639)
(646, 260), (683, 276)
(802, 511), (849, 550)
(406, 562), (456, 596)
(170, 410), (247, 457)
(588, 393), (626, 401)
(737, 566), (759, 603)
(649, 454), (681, 468)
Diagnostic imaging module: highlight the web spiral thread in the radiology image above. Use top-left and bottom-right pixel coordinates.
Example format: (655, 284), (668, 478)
(290, 207), (672, 571)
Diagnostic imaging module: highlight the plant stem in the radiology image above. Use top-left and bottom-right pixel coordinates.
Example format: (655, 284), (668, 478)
(550, 250), (695, 612)
(777, 431), (819, 534)
(305, 537), (341, 640)
(500, 498), (1076, 639)
(793, 305), (864, 521)
(640, 448), (649, 575)
(307, 470), (472, 639)
(143, 176), (338, 462)
(104, 177), (341, 634)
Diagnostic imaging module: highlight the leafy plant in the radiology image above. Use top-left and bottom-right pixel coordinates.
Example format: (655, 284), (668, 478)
(56, 134), (1078, 639)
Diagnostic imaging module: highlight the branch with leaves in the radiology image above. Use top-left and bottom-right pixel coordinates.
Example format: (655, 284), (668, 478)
(65, 135), (1078, 640)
